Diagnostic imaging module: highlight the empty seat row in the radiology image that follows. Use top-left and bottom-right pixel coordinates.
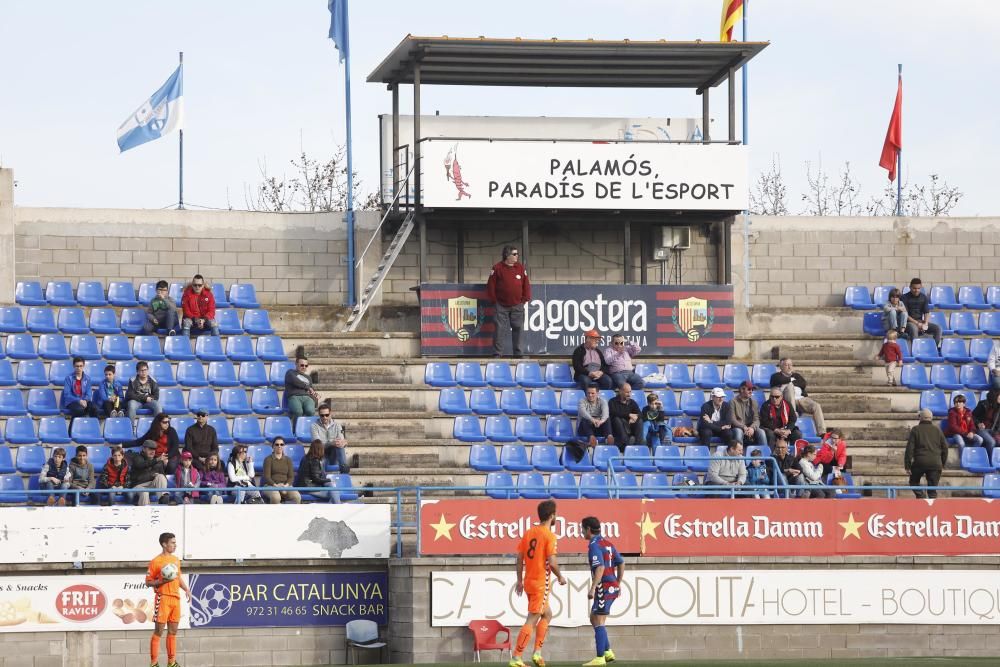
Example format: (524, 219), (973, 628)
(919, 389), (991, 417)
(961, 448), (1000, 475)
(902, 364), (991, 391)
(846, 285), (1000, 310)
(0, 306), (273, 336)
(864, 311), (1000, 337)
(0, 359), (293, 389)
(16, 281), (260, 309)
(0, 333), (286, 362)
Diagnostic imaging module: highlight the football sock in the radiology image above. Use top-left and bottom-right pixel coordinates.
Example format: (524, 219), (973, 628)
(166, 634), (176, 660)
(594, 626), (608, 656)
(534, 618), (549, 652)
(515, 625), (532, 657)
(599, 626), (610, 652)
(150, 633), (160, 662)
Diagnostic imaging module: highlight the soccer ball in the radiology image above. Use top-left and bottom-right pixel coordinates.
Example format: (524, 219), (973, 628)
(160, 564), (178, 582)
(199, 583), (232, 618)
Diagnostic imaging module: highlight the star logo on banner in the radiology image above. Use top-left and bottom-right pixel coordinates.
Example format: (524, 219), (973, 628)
(430, 514), (455, 541)
(838, 512), (863, 540)
(637, 512), (659, 554)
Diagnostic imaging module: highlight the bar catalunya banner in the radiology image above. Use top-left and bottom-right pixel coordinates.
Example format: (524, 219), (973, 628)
(0, 574), (189, 633)
(187, 572), (387, 628)
(432, 569), (1000, 627)
(421, 139), (748, 210)
(420, 283), (734, 357)
(0, 505), (390, 564)
(420, 498), (1000, 557)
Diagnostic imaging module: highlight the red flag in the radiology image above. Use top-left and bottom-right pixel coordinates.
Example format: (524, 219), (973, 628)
(879, 76), (902, 181)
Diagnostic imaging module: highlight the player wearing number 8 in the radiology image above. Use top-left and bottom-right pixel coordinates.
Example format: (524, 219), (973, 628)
(582, 516), (625, 667)
(511, 500), (566, 667)
(145, 532), (191, 667)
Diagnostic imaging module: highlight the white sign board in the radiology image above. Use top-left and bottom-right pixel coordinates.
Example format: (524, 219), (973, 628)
(432, 569), (1000, 626)
(421, 140), (747, 210)
(0, 505), (390, 564)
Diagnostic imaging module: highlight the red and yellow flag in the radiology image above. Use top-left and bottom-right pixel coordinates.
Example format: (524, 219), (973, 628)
(720, 0), (744, 42)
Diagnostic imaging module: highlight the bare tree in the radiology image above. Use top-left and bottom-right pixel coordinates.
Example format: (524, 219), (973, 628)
(801, 158), (832, 216)
(245, 145), (380, 213)
(830, 162), (863, 216)
(911, 174), (963, 216)
(749, 155), (789, 216)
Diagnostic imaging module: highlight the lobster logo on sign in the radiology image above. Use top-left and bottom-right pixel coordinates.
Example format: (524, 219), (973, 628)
(444, 143), (472, 200)
(672, 297), (715, 342)
(443, 296), (484, 342)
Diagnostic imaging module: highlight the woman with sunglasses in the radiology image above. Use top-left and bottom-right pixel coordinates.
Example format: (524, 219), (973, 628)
(135, 412), (181, 475)
(227, 445), (262, 504)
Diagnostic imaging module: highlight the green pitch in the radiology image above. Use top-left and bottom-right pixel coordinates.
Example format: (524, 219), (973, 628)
(328, 660), (999, 667)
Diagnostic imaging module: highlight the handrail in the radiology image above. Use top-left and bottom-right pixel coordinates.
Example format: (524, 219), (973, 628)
(607, 454), (784, 499)
(416, 136), (742, 145)
(356, 162), (417, 270)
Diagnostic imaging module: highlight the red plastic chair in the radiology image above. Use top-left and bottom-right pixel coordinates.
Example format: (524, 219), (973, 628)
(468, 619), (511, 663)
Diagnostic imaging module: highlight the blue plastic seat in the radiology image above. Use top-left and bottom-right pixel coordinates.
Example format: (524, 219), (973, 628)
(453, 415), (487, 442)
(912, 338), (944, 363)
(824, 471), (862, 498)
(226, 336), (257, 362)
(327, 473), (360, 502)
(951, 312), (981, 335)
(0, 307), (25, 334)
(641, 472), (674, 498)
(500, 389), (531, 415)
(255, 336), (286, 361)
(27, 388), (59, 416)
(941, 338), (972, 364)
(26, 307), (58, 334)
(243, 310), (274, 336)
(930, 285), (960, 310)
(284, 444), (305, 468)
(16, 282), (46, 307)
(103, 418), (134, 445)
(530, 444), (564, 472)
(71, 418), (104, 445)
(548, 471), (579, 499)
(97, 335), (128, 361)
(485, 362), (516, 388)
(988, 286), (1000, 308)
(211, 284), (230, 308)
(529, 388), (561, 415)
(107, 282), (138, 307)
(455, 362), (487, 388)
(679, 390), (705, 416)
(263, 416), (295, 441)
(872, 286), (896, 306)
(161, 336), (194, 362)
(961, 364), (990, 390)
(6, 416), (38, 444)
(220, 388), (252, 415)
(599, 389), (616, 404)
(544, 363), (576, 389)
(862, 312), (885, 337)
(669, 417), (697, 443)
(131, 336), (163, 361)
(80, 445), (110, 472)
(216, 444), (233, 465)
(46, 360), (72, 387)
(634, 363), (665, 388)
(269, 360), (295, 387)
(187, 387), (221, 415)
(16, 360), (48, 387)
(901, 365), (934, 390)
(970, 338), (994, 364)
(229, 284), (260, 309)
(580, 472), (610, 499)
(958, 286), (988, 309)
(158, 388), (188, 415)
(563, 448), (595, 473)
(931, 364), (963, 390)
(0, 449), (12, 475)
(962, 447), (995, 474)
(844, 286), (875, 310)
(294, 416), (319, 443)
(654, 445), (685, 472)
(515, 362), (546, 388)
(895, 338), (913, 363)
(469, 388), (501, 415)
(76, 281), (108, 307)
(439, 388), (471, 414)
(928, 311), (953, 335)
(137, 282), (156, 306)
(0, 474), (27, 504)
(196, 336), (228, 361)
(16, 445), (47, 473)
(216, 309), (244, 336)
(146, 360), (175, 387)
(69, 334), (101, 360)
(624, 444), (656, 472)
(560, 389), (585, 415)
(114, 360), (137, 381)
(545, 415), (575, 443)
(168, 283), (184, 303)
(919, 390), (949, 417)
(469, 443), (502, 471)
(39, 416), (71, 444)
(55, 308), (88, 335)
(238, 361), (269, 387)
(232, 416), (265, 444)
(0, 388), (26, 416)
(43, 281), (74, 306)
(500, 444), (533, 471)
(613, 472), (643, 498)
(486, 471), (516, 499)
(651, 390), (683, 416)
(6, 334), (35, 360)
(485, 416), (517, 443)
(113, 308), (142, 336)
(174, 360), (206, 388)
(515, 416), (547, 443)
(87, 308), (119, 335)
(37, 334), (69, 360)
(984, 473), (1000, 499)
(247, 444), (271, 472)
(684, 445), (711, 472)
(592, 444), (620, 472)
(666, 364), (695, 388)
(982, 313), (1000, 337)
(208, 416), (233, 445)
(517, 472), (550, 499)
(251, 388), (282, 415)
(798, 416), (821, 443)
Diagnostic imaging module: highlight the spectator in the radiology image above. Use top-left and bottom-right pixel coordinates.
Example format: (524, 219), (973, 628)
(136, 413), (181, 475)
(572, 330), (612, 390)
(180, 274), (219, 337)
(730, 381), (767, 448)
(486, 245), (531, 358)
(796, 445), (834, 498)
(770, 358), (826, 434)
(988, 339), (1000, 390)
(183, 410), (218, 472)
(608, 383), (643, 449)
(67, 445), (95, 506)
(39, 446), (71, 506)
(173, 452), (200, 504)
(262, 437), (302, 505)
(285, 357), (319, 422)
(200, 453), (226, 504)
(125, 361), (160, 424)
(972, 388), (1000, 462)
(815, 427), (849, 477)
(603, 334), (644, 390)
(96, 445), (129, 506)
(944, 393), (983, 448)
(882, 288), (908, 336)
(770, 436), (801, 497)
(295, 440), (338, 502)
(900, 277), (942, 347)
(641, 392), (670, 447)
(744, 449), (771, 498)
(129, 441), (169, 506)
(227, 445), (262, 505)
(144, 280), (179, 336)
(759, 387), (802, 445)
(312, 403), (349, 474)
(95, 364), (126, 418)
(906, 408), (950, 499)
(567, 386), (612, 463)
(698, 387), (735, 447)
(877, 330), (904, 387)
(705, 442), (747, 487)
(62, 356), (98, 427)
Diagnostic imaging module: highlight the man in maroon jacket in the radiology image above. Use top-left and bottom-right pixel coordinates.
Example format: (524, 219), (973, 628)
(486, 245), (531, 358)
(181, 274), (220, 337)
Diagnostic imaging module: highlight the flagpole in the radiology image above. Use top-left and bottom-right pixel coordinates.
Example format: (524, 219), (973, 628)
(741, 1), (751, 308)
(896, 63), (902, 217)
(343, 1), (356, 307)
(178, 51), (184, 210)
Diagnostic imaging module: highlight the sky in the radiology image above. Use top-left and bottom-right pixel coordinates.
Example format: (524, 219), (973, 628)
(0, 0), (996, 215)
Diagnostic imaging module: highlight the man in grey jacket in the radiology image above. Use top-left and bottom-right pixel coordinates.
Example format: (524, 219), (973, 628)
(311, 403), (349, 473)
(706, 442), (747, 487)
(566, 386), (612, 463)
(730, 381), (767, 448)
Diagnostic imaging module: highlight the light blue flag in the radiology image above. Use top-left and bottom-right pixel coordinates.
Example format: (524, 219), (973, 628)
(116, 66), (184, 153)
(328, 0), (349, 63)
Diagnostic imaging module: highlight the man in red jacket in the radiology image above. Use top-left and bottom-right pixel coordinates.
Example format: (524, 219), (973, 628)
(181, 274), (220, 337)
(486, 245), (531, 358)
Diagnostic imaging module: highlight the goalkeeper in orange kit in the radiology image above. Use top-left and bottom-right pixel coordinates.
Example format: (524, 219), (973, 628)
(145, 532), (191, 667)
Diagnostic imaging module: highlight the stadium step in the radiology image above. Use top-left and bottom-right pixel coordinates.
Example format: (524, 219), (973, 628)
(345, 210), (415, 333)
(773, 343), (860, 360)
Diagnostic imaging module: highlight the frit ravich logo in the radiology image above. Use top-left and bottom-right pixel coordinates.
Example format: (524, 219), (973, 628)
(672, 297), (715, 342)
(443, 296), (483, 342)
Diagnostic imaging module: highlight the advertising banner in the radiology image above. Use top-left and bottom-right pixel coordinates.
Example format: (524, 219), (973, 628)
(432, 569), (1000, 627)
(420, 498), (1000, 557)
(187, 572), (387, 628)
(0, 574), (189, 633)
(420, 283), (734, 357)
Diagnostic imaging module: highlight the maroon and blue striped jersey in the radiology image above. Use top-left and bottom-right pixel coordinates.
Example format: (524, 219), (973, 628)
(588, 534), (624, 602)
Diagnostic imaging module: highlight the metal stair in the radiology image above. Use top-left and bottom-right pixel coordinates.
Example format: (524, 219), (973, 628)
(344, 211), (415, 332)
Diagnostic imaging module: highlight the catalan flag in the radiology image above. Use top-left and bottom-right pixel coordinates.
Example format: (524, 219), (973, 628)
(720, 0), (743, 42)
